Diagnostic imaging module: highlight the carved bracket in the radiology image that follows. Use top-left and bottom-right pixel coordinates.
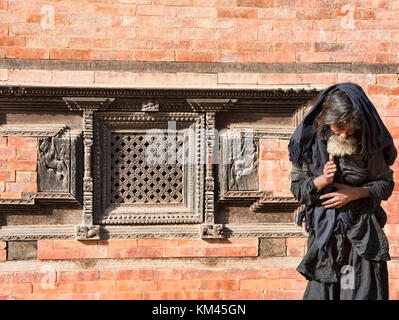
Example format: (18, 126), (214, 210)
(200, 224), (225, 239)
(75, 225), (100, 240)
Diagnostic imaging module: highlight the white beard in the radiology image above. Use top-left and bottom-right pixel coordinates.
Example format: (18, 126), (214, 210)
(326, 134), (358, 157)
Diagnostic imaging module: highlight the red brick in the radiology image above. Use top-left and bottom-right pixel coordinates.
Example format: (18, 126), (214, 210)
(33, 282), (76, 294)
(281, 279), (308, 290)
(6, 48), (49, 59)
(200, 279), (239, 291)
(204, 247), (244, 257)
(162, 247), (203, 257)
(50, 49), (94, 60)
(223, 290), (263, 300)
(116, 270), (141, 281)
(0, 272), (12, 283)
(76, 281), (116, 293)
(100, 239), (138, 247)
(286, 238), (308, 246)
(7, 160), (37, 171)
(0, 0), (7, 10)
(16, 148), (37, 160)
(217, 7), (256, 18)
(0, 283), (32, 295)
(176, 50), (216, 62)
(221, 268), (263, 279)
(159, 279), (200, 291)
(0, 250), (6, 261)
(99, 292), (141, 300)
(158, 269), (182, 280)
(0, 192), (21, 199)
(14, 171), (36, 184)
(38, 248), (80, 260)
(240, 278), (280, 290)
(117, 280), (158, 292)
(93, 50), (133, 61)
(136, 5), (177, 16)
(287, 246), (305, 257)
(8, 137), (37, 148)
(6, 182), (37, 193)
(0, 170), (15, 182)
(134, 50), (174, 61)
(123, 247), (162, 258)
(264, 290), (303, 300)
(182, 269), (224, 280)
(58, 271), (99, 283)
(0, 137), (6, 147)
(389, 279), (399, 290)
(0, 147), (16, 159)
(0, 36), (25, 46)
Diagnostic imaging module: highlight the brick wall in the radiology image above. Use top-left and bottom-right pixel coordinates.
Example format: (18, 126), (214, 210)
(0, 137), (37, 199)
(0, 0), (398, 300)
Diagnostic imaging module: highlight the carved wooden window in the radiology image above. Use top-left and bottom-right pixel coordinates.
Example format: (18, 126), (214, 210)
(93, 112), (205, 225)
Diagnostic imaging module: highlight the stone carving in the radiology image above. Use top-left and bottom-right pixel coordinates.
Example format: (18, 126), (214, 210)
(201, 224), (225, 239)
(75, 225), (100, 240)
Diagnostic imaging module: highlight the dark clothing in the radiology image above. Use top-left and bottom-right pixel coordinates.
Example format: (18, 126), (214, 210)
(291, 159), (393, 299)
(288, 83), (397, 300)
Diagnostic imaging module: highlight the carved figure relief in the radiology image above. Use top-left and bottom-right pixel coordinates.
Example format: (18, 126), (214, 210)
(38, 137), (70, 192)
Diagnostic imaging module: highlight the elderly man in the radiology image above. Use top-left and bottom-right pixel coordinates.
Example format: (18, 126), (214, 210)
(289, 82), (397, 300)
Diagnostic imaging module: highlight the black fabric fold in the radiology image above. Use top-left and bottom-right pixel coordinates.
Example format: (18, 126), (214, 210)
(288, 82), (397, 265)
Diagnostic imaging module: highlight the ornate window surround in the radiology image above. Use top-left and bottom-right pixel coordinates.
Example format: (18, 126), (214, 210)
(0, 86), (320, 240)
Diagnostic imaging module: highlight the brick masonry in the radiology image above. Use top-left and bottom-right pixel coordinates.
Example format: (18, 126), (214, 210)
(0, 137), (37, 199)
(0, 1), (398, 300)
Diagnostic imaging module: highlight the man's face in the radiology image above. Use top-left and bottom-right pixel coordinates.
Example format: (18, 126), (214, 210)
(329, 123), (356, 140)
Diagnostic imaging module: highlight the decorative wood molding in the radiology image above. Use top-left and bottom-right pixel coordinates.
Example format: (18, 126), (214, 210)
(93, 111), (205, 225)
(0, 125), (70, 137)
(0, 223), (305, 240)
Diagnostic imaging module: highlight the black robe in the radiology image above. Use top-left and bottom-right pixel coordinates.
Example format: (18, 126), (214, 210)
(288, 82), (397, 300)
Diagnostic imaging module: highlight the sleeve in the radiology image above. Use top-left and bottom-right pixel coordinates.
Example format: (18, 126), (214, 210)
(290, 163), (320, 206)
(364, 151), (395, 209)
(364, 170), (394, 209)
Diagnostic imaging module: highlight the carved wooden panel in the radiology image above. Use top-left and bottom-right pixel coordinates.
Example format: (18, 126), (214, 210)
(93, 112), (205, 225)
(110, 132), (184, 204)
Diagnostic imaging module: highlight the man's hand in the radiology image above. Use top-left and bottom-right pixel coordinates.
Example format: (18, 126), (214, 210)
(319, 183), (369, 209)
(314, 154), (336, 190)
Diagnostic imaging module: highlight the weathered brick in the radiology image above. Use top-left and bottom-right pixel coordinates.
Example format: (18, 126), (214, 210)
(240, 278), (279, 290)
(6, 182), (37, 193)
(37, 248), (80, 260)
(58, 271), (99, 283)
(0, 147), (16, 159)
(0, 170), (15, 182)
(117, 280), (158, 292)
(7, 160), (37, 171)
(76, 281), (116, 293)
(8, 137), (37, 148)
(15, 171), (37, 183)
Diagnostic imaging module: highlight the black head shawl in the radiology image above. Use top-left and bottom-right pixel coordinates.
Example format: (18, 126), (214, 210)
(288, 82), (397, 260)
(289, 82), (397, 171)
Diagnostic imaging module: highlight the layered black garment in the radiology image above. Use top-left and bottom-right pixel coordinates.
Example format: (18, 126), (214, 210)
(288, 82), (397, 300)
